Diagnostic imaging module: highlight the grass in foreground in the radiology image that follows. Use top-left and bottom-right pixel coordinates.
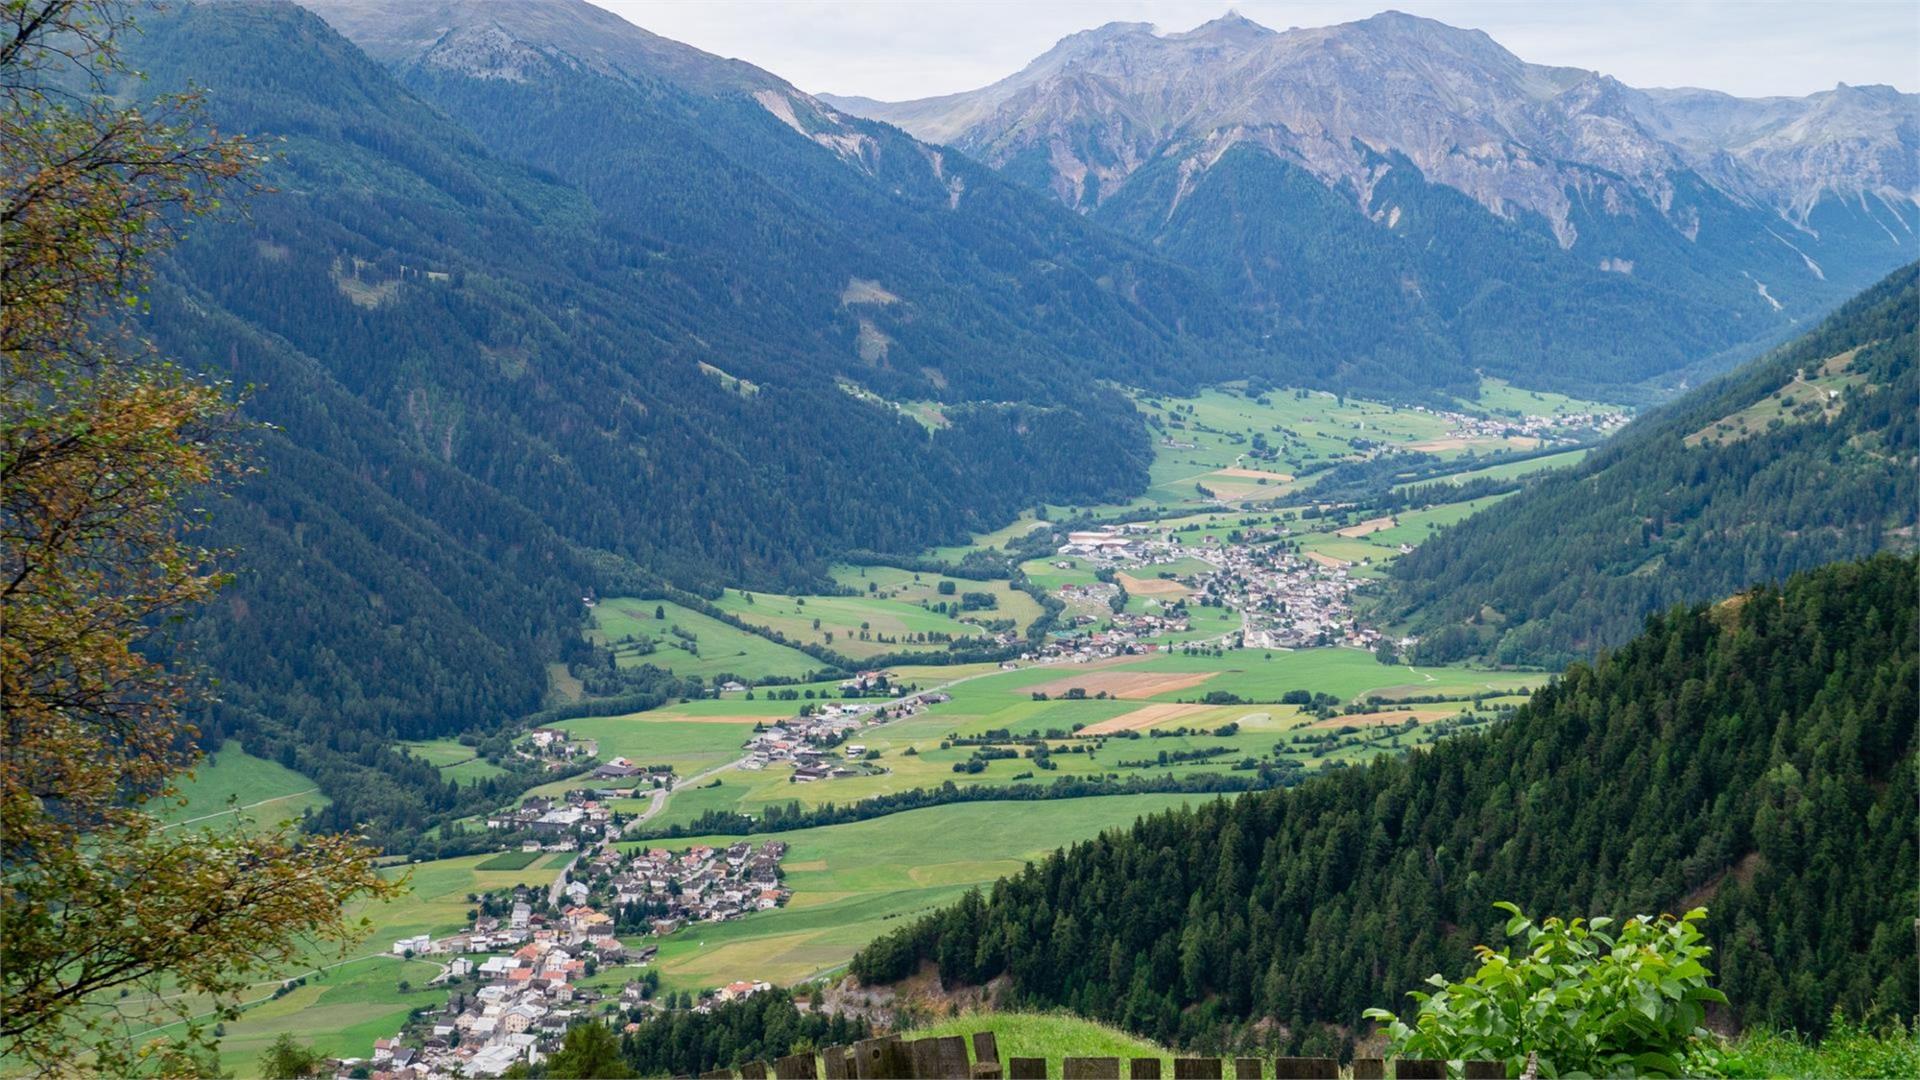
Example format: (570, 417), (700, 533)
(912, 1012), (1176, 1079)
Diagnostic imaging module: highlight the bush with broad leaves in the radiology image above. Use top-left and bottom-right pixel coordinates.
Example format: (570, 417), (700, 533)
(1364, 903), (1729, 1078)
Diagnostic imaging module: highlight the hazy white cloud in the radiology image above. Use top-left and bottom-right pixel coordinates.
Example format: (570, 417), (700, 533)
(588, 0), (1918, 101)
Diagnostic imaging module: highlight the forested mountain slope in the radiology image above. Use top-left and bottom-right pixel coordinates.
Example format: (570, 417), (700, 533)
(112, 0), (1265, 841)
(852, 555), (1918, 1049)
(124, 1), (1252, 749)
(830, 13), (1920, 396)
(1388, 263), (1917, 666)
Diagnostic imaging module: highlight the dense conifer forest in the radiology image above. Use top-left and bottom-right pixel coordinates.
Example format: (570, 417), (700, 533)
(122, 2), (1185, 822)
(1390, 263), (1918, 667)
(852, 555), (1918, 1051)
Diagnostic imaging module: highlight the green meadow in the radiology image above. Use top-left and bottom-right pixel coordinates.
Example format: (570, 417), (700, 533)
(590, 597), (824, 681)
(160, 742), (328, 834)
(713, 579), (1027, 661)
(398, 736), (507, 784)
(627, 795), (1202, 992)
(1466, 377), (1626, 419)
(578, 646), (1544, 823)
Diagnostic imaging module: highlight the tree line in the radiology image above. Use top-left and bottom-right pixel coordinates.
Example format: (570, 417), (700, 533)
(852, 555), (1917, 1053)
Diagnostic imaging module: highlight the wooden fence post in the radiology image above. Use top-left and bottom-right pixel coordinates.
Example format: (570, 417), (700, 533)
(1462, 1063), (1503, 1080)
(775, 1051), (821, 1079)
(1233, 1058), (1262, 1079)
(911, 1038), (944, 1079)
(1173, 1059), (1223, 1080)
(739, 1063), (769, 1080)
(1007, 1057), (1047, 1080)
(1064, 1057), (1122, 1079)
(1130, 1059), (1163, 1079)
(1272, 1058), (1337, 1078)
(1351, 1059), (1385, 1080)
(853, 1035), (909, 1080)
(972, 1032), (1003, 1079)
(1393, 1061), (1445, 1080)
(821, 1046), (852, 1080)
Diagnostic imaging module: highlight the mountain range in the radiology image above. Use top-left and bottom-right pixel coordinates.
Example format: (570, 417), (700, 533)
(109, 0), (1917, 839)
(829, 11), (1919, 393)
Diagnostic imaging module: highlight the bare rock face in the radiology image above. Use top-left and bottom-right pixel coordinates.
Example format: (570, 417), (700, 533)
(827, 11), (1918, 244)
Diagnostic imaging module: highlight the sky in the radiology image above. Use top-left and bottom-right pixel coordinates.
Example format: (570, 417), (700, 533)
(589, 0), (1919, 101)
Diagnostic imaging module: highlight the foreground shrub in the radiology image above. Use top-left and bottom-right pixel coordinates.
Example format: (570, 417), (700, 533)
(1365, 904), (1728, 1077)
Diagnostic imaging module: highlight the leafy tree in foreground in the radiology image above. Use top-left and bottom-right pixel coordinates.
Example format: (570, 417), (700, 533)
(0, 2), (395, 1071)
(1365, 904), (1729, 1078)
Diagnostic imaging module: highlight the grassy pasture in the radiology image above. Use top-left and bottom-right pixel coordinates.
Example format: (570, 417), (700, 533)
(161, 742), (328, 834)
(398, 736), (506, 784)
(628, 795), (1202, 992)
(713, 584), (1011, 661)
(590, 597), (823, 681)
(831, 565), (1044, 633)
(1469, 377), (1626, 418)
(552, 712), (754, 777)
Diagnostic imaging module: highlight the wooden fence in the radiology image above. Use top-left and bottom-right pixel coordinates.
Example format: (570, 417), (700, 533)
(687, 1032), (1508, 1080)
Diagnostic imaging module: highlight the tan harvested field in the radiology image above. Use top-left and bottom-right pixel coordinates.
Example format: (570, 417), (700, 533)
(1406, 435), (1544, 453)
(1304, 551), (1351, 569)
(1309, 707), (1462, 729)
(1117, 572), (1190, 598)
(1336, 515), (1396, 538)
(1028, 669), (1220, 701)
(1215, 466), (1295, 482)
(1079, 702), (1217, 735)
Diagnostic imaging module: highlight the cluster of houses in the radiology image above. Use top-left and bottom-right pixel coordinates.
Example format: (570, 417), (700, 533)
(1189, 543), (1390, 651)
(516, 727), (595, 769)
(1042, 525), (1401, 655)
(1415, 402), (1628, 444)
(589, 840), (792, 932)
(364, 904), (636, 1077)
(483, 789), (620, 841)
(740, 693), (947, 781)
(349, 838), (795, 1079)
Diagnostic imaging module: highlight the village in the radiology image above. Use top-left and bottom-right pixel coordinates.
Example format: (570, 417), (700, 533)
(1043, 523), (1392, 659)
(354, 840), (792, 1078)
(741, 672), (951, 780)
